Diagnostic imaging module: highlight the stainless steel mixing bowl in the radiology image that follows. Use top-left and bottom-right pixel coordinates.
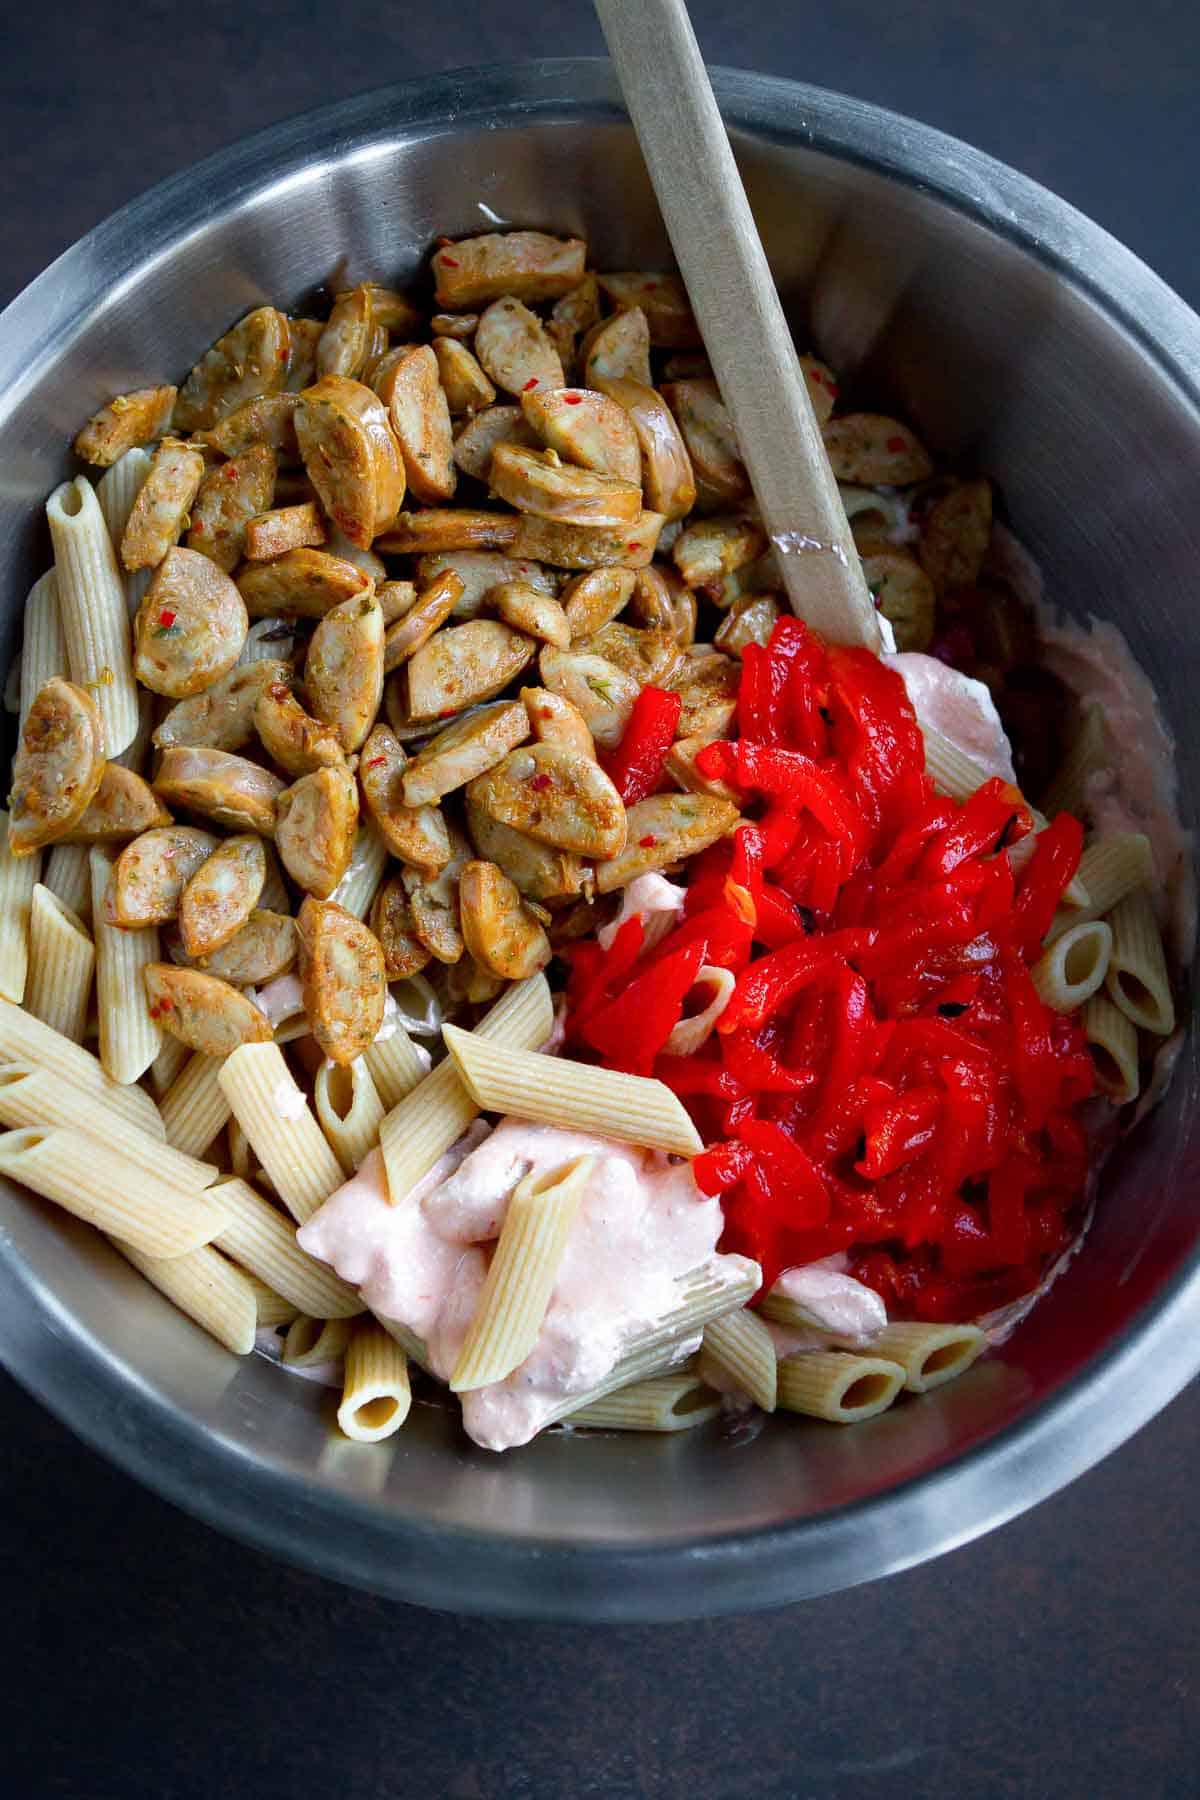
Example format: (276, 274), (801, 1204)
(0, 60), (1196, 1622)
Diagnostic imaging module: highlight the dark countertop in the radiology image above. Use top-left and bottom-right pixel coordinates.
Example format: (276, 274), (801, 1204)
(2, 4), (1198, 1795)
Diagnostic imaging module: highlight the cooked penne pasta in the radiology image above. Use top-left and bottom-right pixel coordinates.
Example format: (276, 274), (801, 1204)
(0, 1125), (229, 1259)
(362, 1023), (430, 1110)
(921, 726), (988, 801)
(45, 475), (139, 756)
(0, 819), (40, 1004)
(0, 995), (163, 1137)
(89, 847), (162, 1083)
(337, 1322), (412, 1441)
(282, 1313), (354, 1369)
(116, 1239), (258, 1354)
(218, 1041), (345, 1224)
(664, 964), (734, 1056)
(228, 1118), (254, 1181)
(1031, 918), (1112, 1012)
(700, 1306), (777, 1410)
(1042, 702), (1107, 820)
(1011, 808), (1090, 906)
(18, 571), (65, 729)
(776, 1351), (906, 1423)
(43, 843), (92, 927)
(258, 847), (291, 915)
(442, 1027), (703, 1157)
(95, 448), (153, 615)
(1106, 885), (1175, 1035)
(329, 823), (390, 920)
(24, 886), (93, 1040)
(379, 973), (553, 1204)
(159, 1051), (230, 1156)
(314, 1057), (385, 1175)
(1084, 991), (1141, 1102)
(568, 1370), (721, 1431)
(867, 1322), (986, 1393)
(148, 1032), (191, 1100)
(1046, 832), (1154, 942)
(210, 1176), (363, 1319)
(451, 1156), (593, 1391)
(244, 1270), (301, 1328)
(0, 1063), (216, 1191)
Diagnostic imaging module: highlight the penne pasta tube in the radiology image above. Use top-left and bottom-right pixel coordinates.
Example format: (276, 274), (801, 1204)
(282, 1313), (354, 1369)
(776, 1351), (905, 1423)
(218, 1041), (344, 1225)
(379, 974), (553, 1204)
(95, 448), (153, 616)
(1041, 703), (1107, 821)
(1011, 808), (1090, 907)
(337, 1322), (412, 1441)
(664, 965), (735, 1056)
(148, 1032), (191, 1100)
(329, 822), (389, 920)
(1030, 918), (1112, 1013)
(258, 845), (291, 915)
(0, 818), (40, 1003)
(1045, 832), (1154, 942)
(0, 1063), (216, 1191)
(921, 726), (988, 801)
(0, 994), (164, 1137)
(867, 1322), (986, 1393)
(89, 847), (161, 1083)
(700, 1306), (777, 1410)
(116, 1239), (257, 1354)
(46, 475), (139, 756)
(228, 1118), (254, 1182)
(44, 842), (93, 927)
(567, 1370), (721, 1432)
(1105, 885), (1175, 1035)
(160, 1052), (229, 1156)
(442, 1027), (703, 1157)
(363, 1023), (430, 1110)
(18, 571), (66, 729)
(211, 1177), (363, 1319)
(244, 1270), (301, 1328)
(1083, 991), (1140, 1103)
(451, 1156), (593, 1392)
(314, 1057), (385, 1175)
(0, 1125), (230, 1259)
(24, 885), (93, 1040)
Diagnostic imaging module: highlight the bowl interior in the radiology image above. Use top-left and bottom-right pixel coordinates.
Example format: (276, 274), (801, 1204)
(0, 63), (1197, 1619)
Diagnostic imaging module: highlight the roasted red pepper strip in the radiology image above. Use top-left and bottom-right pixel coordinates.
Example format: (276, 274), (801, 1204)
(857, 1086), (942, 1178)
(1011, 812), (1084, 956)
(917, 777), (1031, 880)
(718, 928), (875, 1034)
(579, 938), (704, 1074)
(600, 684), (682, 805)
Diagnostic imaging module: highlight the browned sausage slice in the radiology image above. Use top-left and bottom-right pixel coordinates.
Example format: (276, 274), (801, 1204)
(375, 510), (518, 555)
(521, 387), (642, 485)
(459, 859), (551, 979)
(629, 565), (696, 646)
(491, 582), (571, 648)
(369, 877), (433, 979)
(660, 381), (748, 503)
(405, 619), (535, 720)
(153, 658), (292, 753)
(110, 826), (219, 926)
(61, 765), (173, 842)
(400, 698), (530, 807)
(196, 908), (298, 984)
(489, 445), (642, 529)
(120, 438), (207, 570)
(197, 392), (301, 462)
(153, 746), (285, 835)
(358, 725), (451, 870)
(296, 375), (405, 548)
(576, 620), (681, 686)
(464, 793), (584, 903)
(596, 272), (701, 348)
(466, 742), (626, 858)
(144, 962), (274, 1054)
(383, 569), (463, 672)
(414, 550), (555, 620)
(671, 516), (766, 590)
(431, 339), (496, 416)
(537, 647), (639, 750)
(519, 685), (596, 760)
(178, 834), (267, 958)
(186, 443), (277, 572)
(821, 413), (934, 486)
(304, 589), (384, 752)
(581, 309), (652, 387)
(7, 678), (106, 855)
(559, 567), (637, 638)
(254, 677), (345, 776)
(431, 232), (587, 308)
(74, 386), (177, 466)
(274, 764), (359, 898)
(594, 376), (696, 519)
(377, 344), (456, 504)
(296, 896), (387, 1065)
(475, 297), (564, 399)
(134, 548), (248, 697)
(593, 794), (740, 892)
(173, 307), (291, 433)
(237, 547), (371, 618)
(452, 406), (538, 481)
(243, 501), (326, 561)
(509, 511), (665, 570)
(283, 319), (323, 395)
(316, 285), (375, 380)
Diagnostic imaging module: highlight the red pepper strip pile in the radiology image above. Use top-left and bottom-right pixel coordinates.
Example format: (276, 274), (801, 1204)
(564, 618), (1093, 1321)
(600, 685), (682, 805)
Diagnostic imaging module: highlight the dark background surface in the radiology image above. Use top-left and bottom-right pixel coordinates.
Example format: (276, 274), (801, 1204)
(2, 3), (1199, 1795)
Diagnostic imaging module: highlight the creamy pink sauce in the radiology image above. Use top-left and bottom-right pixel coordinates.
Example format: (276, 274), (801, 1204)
(297, 1120), (755, 1451)
(886, 653), (1017, 782)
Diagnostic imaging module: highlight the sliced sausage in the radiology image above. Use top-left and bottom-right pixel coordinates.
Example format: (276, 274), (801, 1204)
(464, 792), (584, 902)
(303, 589), (384, 752)
(594, 375), (696, 519)
(144, 962), (273, 1054)
(474, 298), (564, 399)
(400, 698), (529, 807)
(296, 374), (405, 548)
(594, 794), (740, 893)
(401, 826), (470, 964)
(452, 405), (539, 481)
(918, 478), (993, 594)
(383, 569), (463, 671)
(660, 381), (748, 503)
(274, 764), (359, 899)
(510, 510), (665, 570)
(576, 620), (682, 686)
(857, 538), (936, 652)
(376, 510), (519, 554)
(361, 284), (421, 333)
(283, 319), (323, 395)
(466, 742), (626, 858)
(799, 353), (839, 427)
(431, 232), (587, 308)
(537, 647), (639, 750)
(173, 307), (291, 433)
(822, 414), (934, 486)
(154, 658), (291, 753)
(406, 619), (535, 720)
(714, 593), (782, 656)
(550, 273), (601, 349)
(238, 547), (371, 618)
(243, 501), (326, 560)
(198, 392), (301, 462)
(671, 516), (766, 590)
(490, 581), (571, 648)
(521, 386), (642, 485)
(597, 272), (701, 348)
(560, 567), (636, 638)
(186, 443), (277, 572)
(489, 444), (642, 528)
(316, 285), (375, 380)
(520, 685), (596, 760)
(254, 677), (345, 776)
(378, 579), (417, 624)
(666, 647), (742, 736)
(628, 565), (696, 645)
(445, 955), (507, 1006)
(61, 765), (173, 842)
(120, 438), (206, 570)
(197, 908), (298, 984)
(581, 308), (652, 387)
(415, 550), (555, 620)
(431, 311), (479, 340)
(296, 896), (387, 1065)
(359, 724), (452, 869)
(110, 826), (219, 925)
(369, 876), (433, 978)
(134, 548), (248, 697)
(74, 386), (176, 466)
(7, 678), (106, 855)
(153, 746), (285, 835)
(432, 338), (496, 416)
(377, 344), (455, 503)
(459, 859), (550, 980)
(663, 733), (740, 804)
(179, 834), (267, 958)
